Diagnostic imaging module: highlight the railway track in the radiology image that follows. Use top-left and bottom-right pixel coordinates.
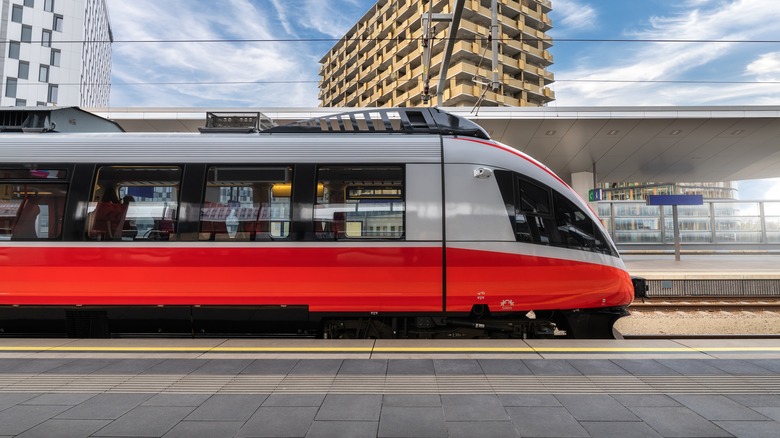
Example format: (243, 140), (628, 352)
(629, 297), (780, 312)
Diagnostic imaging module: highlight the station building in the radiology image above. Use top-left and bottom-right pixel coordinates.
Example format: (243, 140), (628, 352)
(1, 0), (112, 107)
(318, 0), (555, 108)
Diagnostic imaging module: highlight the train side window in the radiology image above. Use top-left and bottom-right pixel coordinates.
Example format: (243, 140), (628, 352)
(552, 192), (617, 256)
(516, 179), (558, 245)
(519, 180), (551, 215)
(199, 166), (292, 241)
(553, 192), (597, 251)
(0, 181), (67, 240)
(86, 166), (182, 241)
(315, 166), (404, 240)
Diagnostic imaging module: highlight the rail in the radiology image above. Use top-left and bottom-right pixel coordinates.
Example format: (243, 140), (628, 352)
(630, 297), (780, 312)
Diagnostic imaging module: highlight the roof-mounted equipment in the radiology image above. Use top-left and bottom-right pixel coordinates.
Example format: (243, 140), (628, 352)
(199, 112), (277, 134)
(0, 107), (123, 133)
(264, 108), (489, 140)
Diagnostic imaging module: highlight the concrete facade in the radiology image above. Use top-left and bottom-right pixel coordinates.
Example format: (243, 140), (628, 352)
(1, 0), (112, 107)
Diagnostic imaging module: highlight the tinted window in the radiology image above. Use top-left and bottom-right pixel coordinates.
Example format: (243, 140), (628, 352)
(199, 166), (292, 241)
(0, 169), (66, 179)
(519, 180), (550, 215)
(53, 14), (63, 31)
(0, 183), (67, 240)
(22, 25), (32, 43)
(553, 192), (617, 256)
(554, 192), (596, 249)
(87, 166), (182, 241)
(42, 30), (52, 47)
(315, 166), (404, 239)
(18, 61), (29, 80)
(8, 42), (20, 59)
(514, 178), (557, 244)
(12, 5), (23, 23)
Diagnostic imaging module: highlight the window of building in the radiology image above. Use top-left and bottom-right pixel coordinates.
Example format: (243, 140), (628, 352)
(87, 166), (182, 241)
(47, 84), (57, 103)
(39, 65), (49, 82)
(44, 0), (53, 12)
(199, 166), (293, 241)
(50, 48), (60, 66)
(315, 166), (404, 239)
(42, 30), (52, 47)
(5, 78), (18, 98)
(9, 41), (21, 59)
(53, 14), (63, 32)
(12, 5), (23, 23)
(18, 61), (29, 80)
(36, 101), (47, 107)
(24, 0), (34, 7)
(21, 25), (33, 43)
(0, 169), (68, 240)
(15, 99), (27, 107)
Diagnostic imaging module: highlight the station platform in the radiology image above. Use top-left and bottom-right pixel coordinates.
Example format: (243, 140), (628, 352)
(1, 338), (780, 437)
(622, 254), (780, 280)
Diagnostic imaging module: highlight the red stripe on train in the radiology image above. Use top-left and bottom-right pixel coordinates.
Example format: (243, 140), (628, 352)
(0, 245), (631, 312)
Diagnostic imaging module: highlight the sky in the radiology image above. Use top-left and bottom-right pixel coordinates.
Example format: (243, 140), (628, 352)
(103, 0), (780, 198)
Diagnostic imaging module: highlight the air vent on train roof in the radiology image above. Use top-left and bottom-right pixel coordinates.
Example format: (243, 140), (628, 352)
(262, 108), (490, 140)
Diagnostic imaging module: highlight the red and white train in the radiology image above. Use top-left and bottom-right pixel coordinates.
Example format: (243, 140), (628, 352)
(0, 108), (636, 338)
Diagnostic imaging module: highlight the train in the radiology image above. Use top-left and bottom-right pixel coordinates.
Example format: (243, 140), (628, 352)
(0, 107), (638, 339)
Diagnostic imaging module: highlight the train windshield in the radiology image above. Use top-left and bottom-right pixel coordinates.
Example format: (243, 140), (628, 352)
(497, 170), (618, 257)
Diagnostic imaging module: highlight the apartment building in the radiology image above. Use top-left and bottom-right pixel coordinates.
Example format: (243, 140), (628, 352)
(1, 0), (112, 107)
(319, 0), (555, 108)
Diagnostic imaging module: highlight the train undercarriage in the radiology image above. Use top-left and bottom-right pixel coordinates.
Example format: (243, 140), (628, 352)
(0, 305), (628, 339)
(321, 306), (628, 340)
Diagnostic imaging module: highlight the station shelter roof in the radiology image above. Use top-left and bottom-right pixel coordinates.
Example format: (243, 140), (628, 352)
(90, 106), (780, 183)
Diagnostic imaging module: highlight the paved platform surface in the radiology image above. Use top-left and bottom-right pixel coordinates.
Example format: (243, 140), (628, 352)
(623, 254), (780, 279)
(1, 339), (780, 437)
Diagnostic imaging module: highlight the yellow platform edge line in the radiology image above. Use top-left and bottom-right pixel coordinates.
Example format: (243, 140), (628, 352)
(0, 346), (779, 353)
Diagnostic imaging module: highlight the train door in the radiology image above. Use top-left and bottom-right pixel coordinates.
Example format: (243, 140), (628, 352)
(442, 162), (517, 315)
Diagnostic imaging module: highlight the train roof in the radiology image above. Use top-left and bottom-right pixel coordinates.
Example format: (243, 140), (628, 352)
(0, 107), (489, 140)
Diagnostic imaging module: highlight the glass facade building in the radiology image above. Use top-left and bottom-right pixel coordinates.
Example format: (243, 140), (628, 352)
(598, 200), (780, 246)
(597, 182), (737, 202)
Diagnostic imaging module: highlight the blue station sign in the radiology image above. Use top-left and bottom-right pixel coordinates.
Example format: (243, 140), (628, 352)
(646, 194), (703, 206)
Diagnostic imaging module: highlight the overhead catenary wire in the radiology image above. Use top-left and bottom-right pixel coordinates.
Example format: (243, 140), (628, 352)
(2, 37), (780, 45)
(6, 35), (778, 92)
(12, 79), (780, 87)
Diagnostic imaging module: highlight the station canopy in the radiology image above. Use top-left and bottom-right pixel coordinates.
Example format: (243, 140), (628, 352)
(91, 106), (780, 183)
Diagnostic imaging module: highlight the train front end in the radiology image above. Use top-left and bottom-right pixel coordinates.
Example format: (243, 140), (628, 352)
(440, 124), (635, 339)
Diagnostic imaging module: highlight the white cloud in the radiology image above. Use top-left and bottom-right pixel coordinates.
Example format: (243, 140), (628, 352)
(738, 178), (780, 200)
(551, 0), (780, 106)
(106, 0), (324, 107)
(746, 52), (780, 81)
(269, 0), (297, 37)
(553, 0), (598, 33)
(295, 0), (368, 38)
